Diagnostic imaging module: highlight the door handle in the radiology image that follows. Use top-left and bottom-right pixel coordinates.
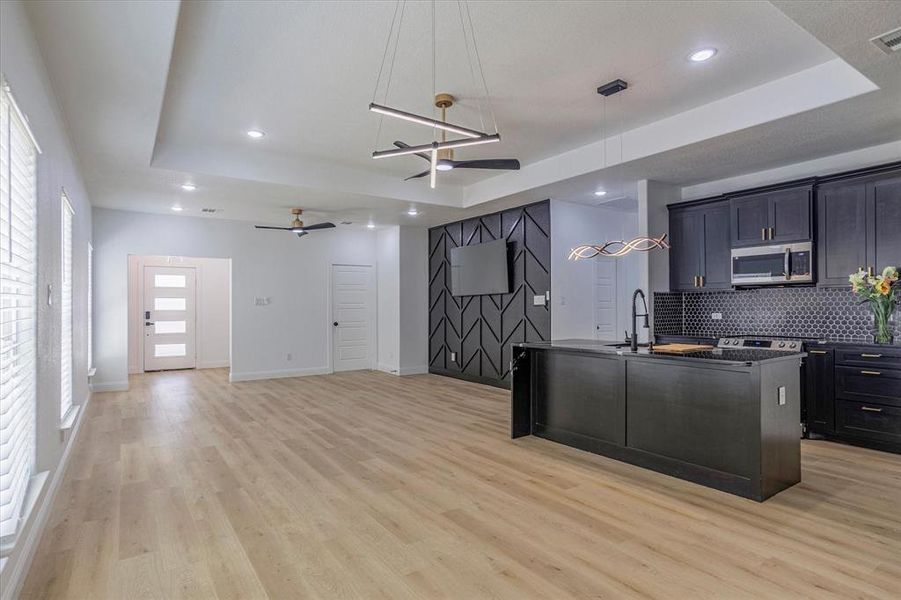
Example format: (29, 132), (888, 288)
(145, 321), (155, 326)
(333, 321), (339, 327)
(784, 247), (791, 279)
(860, 370), (881, 376)
(861, 406), (883, 413)
(808, 350), (827, 354)
(860, 353), (882, 358)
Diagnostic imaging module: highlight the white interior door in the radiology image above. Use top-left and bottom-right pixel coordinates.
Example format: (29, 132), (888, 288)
(331, 264), (373, 372)
(594, 259), (618, 340)
(144, 266), (196, 371)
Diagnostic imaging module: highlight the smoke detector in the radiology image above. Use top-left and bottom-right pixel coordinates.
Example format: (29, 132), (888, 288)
(871, 27), (901, 54)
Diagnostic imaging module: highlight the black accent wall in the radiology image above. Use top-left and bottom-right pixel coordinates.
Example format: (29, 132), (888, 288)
(429, 200), (551, 388)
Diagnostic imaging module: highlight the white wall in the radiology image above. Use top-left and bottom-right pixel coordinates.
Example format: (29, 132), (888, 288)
(376, 226), (429, 375)
(397, 227), (428, 375)
(550, 200), (640, 340)
(127, 255), (231, 373)
(93, 208), (377, 387)
(376, 228), (400, 373)
(0, 1), (93, 596)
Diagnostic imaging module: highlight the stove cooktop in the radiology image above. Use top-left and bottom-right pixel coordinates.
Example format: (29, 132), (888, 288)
(717, 336), (804, 352)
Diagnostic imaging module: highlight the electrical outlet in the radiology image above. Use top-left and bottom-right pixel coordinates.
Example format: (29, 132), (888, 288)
(254, 297), (271, 306)
(286, 353), (293, 361)
(533, 295), (546, 306)
(450, 351), (457, 362)
(711, 312), (723, 320)
(777, 386), (786, 406)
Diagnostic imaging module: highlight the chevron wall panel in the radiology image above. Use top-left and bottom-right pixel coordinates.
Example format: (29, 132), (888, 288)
(428, 200), (551, 388)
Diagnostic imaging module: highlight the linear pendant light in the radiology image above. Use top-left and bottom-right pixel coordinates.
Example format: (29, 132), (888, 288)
(371, 134), (500, 160)
(369, 103), (485, 139)
(429, 149), (438, 188)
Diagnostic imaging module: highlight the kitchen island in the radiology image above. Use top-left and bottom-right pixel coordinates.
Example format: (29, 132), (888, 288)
(510, 339), (805, 501)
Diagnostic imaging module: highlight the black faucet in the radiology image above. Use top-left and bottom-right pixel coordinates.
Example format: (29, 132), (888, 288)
(631, 288), (650, 353)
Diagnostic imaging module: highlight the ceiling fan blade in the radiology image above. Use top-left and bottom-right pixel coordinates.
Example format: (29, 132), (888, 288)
(394, 141), (432, 162)
(254, 225), (293, 230)
(300, 222), (336, 231)
(451, 159), (521, 170)
(404, 169), (431, 181)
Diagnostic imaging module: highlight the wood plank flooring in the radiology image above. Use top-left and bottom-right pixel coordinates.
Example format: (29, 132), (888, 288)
(20, 368), (901, 599)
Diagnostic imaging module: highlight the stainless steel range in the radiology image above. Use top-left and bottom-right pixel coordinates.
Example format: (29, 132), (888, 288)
(717, 336), (804, 351)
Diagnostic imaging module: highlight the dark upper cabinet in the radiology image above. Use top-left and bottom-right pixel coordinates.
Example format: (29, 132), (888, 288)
(818, 170), (901, 287)
(804, 348), (834, 435)
(870, 174), (901, 273)
(730, 185), (812, 247)
(669, 201), (731, 292)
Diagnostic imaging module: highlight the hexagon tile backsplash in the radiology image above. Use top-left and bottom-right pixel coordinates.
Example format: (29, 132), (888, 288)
(653, 287), (900, 343)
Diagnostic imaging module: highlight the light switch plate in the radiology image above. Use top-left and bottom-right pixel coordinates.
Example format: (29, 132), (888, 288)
(450, 351), (457, 362)
(711, 312), (723, 320)
(533, 295), (546, 306)
(778, 386), (786, 406)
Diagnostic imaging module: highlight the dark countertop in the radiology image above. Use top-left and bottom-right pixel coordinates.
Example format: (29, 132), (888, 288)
(516, 339), (805, 366)
(656, 333), (899, 348)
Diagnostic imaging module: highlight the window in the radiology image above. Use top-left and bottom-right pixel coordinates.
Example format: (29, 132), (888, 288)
(87, 242), (93, 370)
(0, 79), (40, 540)
(60, 193), (74, 421)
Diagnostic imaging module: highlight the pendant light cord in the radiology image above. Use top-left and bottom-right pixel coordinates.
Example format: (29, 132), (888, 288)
(432, 0), (437, 141)
(464, 0), (498, 134)
(372, 0), (406, 150)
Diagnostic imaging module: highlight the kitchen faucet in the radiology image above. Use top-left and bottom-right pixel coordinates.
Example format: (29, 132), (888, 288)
(631, 288), (650, 353)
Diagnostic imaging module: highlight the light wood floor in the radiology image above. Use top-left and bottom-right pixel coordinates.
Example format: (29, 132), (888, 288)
(20, 369), (901, 599)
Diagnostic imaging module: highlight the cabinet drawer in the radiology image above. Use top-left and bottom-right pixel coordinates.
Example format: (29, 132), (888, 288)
(834, 345), (901, 368)
(835, 400), (901, 446)
(835, 366), (901, 407)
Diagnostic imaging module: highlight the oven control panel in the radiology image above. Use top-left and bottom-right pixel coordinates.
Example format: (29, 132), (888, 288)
(717, 337), (802, 351)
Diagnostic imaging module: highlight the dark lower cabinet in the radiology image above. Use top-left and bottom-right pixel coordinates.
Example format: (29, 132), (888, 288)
(804, 343), (900, 453)
(803, 348), (834, 434)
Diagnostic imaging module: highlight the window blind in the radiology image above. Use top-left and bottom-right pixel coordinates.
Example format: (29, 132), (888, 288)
(88, 243), (93, 370)
(61, 193), (73, 421)
(0, 82), (39, 540)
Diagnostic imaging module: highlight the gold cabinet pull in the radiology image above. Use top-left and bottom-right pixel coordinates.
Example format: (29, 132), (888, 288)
(699, 275), (705, 287)
(769, 227), (774, 239)
(868, 266), (875, 277)
(860, 370), (881, 375)
(861, 406), (883, 413)
(808, 350), (827, 354)
(860, 353), (882, 358)
(761, 228), (767, 241)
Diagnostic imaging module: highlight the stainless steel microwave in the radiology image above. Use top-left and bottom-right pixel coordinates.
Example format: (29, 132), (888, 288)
(731, 242), (813, 286)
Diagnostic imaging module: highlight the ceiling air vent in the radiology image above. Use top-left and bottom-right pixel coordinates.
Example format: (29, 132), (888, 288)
(201, 208), (219, 214)
(871, 27), (901, 54)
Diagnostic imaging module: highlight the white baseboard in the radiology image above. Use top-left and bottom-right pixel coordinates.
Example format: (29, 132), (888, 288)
(0, 394), (90, 600)
(228, 366), (331, 382)
(90, 381), (129, 392)
(198, 360), (229, 369)
(398, 365), (429, 376)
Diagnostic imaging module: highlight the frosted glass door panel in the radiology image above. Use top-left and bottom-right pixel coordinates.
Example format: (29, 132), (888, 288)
(154, 274), (186, 288)
(154, 297), (186, 311)
(154, 320), (186, 334)
(155, 343), (186, 357)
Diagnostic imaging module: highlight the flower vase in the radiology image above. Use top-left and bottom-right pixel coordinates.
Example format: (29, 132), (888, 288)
(870, 303), (895, 345)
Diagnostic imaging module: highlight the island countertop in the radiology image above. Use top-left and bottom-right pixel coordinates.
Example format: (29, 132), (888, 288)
(515, 338), (806, 366)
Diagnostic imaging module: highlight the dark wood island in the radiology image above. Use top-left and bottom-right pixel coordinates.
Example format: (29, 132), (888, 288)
(511, 340), (805, 501)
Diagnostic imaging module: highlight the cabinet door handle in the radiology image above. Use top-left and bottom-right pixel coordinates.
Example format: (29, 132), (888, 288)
(761, 228), (767, 241)
(861, 406), (883, 413)
(868, 266), (875, 277)
(808, 350), (827, 354)
(769, 227), (774, 240)
(693, 275), (699, 287)
(699, 275), (705, 287)
(860, 353), (882, 358)
(860, 370), (881, 375)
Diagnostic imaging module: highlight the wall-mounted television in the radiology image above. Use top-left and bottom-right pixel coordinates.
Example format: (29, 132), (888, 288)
(450, 239), (510, 296)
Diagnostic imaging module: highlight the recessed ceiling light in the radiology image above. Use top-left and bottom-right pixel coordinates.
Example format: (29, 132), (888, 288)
(171, 205), (184, 212)
(688, 48), (717, 62)
(594, 190), (607, 197)
(181, 183), (196, 191)
(246, 129), (265, 139)
(367, 223), (375, 229)
(407, 208), (419, 216)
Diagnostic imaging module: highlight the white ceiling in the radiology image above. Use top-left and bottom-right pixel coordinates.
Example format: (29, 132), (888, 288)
(22, 1), (901, 227)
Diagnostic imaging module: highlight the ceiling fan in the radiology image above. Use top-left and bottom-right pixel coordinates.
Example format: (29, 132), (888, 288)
(254, 209), (335, 238)
(397, 94), (520, 182)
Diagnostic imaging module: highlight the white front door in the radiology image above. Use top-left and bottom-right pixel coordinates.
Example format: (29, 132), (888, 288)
(331, 264), (373, 372)
(143, 266), (196, 371)
(594, 258), (618, 340)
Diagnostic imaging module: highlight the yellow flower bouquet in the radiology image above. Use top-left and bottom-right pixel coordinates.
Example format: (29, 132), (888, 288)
(849, 266), (898, 344)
